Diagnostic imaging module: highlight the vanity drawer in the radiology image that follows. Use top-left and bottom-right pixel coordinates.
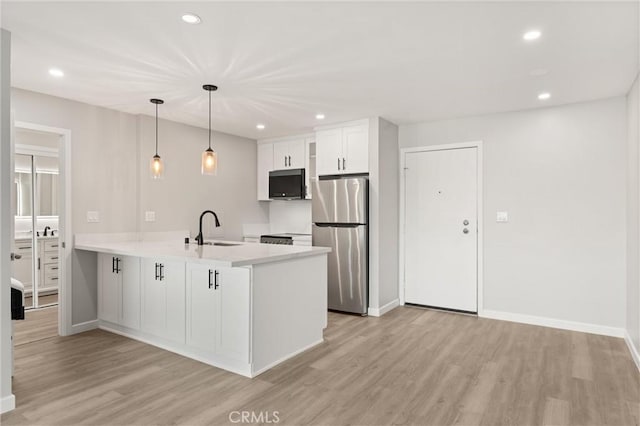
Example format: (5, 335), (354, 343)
(43, 274), (59, 288)
(43, 251), (60, 264)
(43, 240), (59, 252)
(15, 240), (34, 254)
(44, 263), (59, 275)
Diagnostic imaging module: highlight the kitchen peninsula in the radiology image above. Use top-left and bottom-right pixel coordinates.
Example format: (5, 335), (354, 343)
(75, 233), (330, 377)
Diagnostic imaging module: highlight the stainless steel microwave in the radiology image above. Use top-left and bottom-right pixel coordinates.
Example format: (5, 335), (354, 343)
(269, 168), (306, 200)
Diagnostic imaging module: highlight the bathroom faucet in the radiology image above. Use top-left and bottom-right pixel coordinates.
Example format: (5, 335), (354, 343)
(43, 226), (51, 237)
(195, 210), (220, 245)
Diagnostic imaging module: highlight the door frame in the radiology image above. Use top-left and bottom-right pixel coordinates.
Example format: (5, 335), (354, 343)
(398, 141), (484, 315)
(14, 121), (72, 336)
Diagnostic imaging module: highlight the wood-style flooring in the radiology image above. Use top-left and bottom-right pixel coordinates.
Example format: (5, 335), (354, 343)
(24, 293), (58, 309)
(12, 306), (58, 346)
(2, 306), (638, 425)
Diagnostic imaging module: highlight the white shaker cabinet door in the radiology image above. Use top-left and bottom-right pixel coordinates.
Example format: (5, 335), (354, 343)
(141, 258), (185, 343)
(315, 128), (343, 176)
(216, 267), (251, 362)
(98, 253), (120, 324)
(257, 143), (274, 201)
(120, 256), (141, 330)
(186, 263), (218, 352)
(342, 124), (369, 174)
(287, 139), (306, 169)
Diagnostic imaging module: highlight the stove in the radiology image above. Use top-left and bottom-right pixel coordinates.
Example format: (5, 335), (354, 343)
(260, 235), (294, 245)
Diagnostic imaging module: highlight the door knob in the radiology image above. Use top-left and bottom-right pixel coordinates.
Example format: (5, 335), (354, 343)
(463, 228), (469, 234)
(10, 253), (22, 261)
(463, 220), (469, 226)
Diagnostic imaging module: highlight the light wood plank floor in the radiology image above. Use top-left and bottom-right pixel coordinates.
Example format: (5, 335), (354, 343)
(2, 307), (638, 425)
(13, 305), (58, 346)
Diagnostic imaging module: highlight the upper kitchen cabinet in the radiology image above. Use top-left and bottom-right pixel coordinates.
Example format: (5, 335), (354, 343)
(257, 134), (314, 201)
(316, 121), (369, 176)
(273, 139), (305, 169)
(257, 143), (274, 201)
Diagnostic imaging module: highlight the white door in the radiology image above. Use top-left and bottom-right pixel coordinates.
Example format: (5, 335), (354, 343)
(287, 139), (306, 169)
(141, 259), (167, 337)
(342, 125), (368, 174)
(404, 147), (478, 312)
(120, 256), (140, 330)
(216, 267), (250, 362)
(272, 141), (290, 170)
(315, 128), (342, 176)
(186, 263), (217, 352)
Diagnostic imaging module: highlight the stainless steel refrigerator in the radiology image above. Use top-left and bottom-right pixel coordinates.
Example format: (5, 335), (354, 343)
(312, 177), (368, 315)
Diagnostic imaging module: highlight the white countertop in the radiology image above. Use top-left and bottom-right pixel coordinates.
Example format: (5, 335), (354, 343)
(75, 239), (330, 267)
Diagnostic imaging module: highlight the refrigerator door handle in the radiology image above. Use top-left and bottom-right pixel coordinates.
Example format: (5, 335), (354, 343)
(313, 223), (362, 228)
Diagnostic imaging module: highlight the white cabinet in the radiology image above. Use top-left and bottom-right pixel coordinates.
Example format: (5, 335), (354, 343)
(98, 253), (141, 329)
(141, 258), (186, 343)
(12, 240), (33, 292)
(273, 139), (305, 169)
(186, 263), (250, 362)
(257, 143), (274, 201)
(316, 123), (369, 176)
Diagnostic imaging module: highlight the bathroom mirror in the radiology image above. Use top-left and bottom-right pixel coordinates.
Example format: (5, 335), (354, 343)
(14, 172), (33, 217)
(37, 172), (59, 216)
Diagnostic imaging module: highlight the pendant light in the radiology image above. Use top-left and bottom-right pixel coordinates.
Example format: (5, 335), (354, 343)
(201, 84), (218, 176)
(150, 98), (165, 179)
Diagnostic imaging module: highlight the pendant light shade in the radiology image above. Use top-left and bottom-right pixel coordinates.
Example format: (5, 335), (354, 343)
(150, 98), (165, 179)
(202, 84), (218, 176)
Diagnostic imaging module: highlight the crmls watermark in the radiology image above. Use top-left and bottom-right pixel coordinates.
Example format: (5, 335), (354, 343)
(228, 411), (280, 424)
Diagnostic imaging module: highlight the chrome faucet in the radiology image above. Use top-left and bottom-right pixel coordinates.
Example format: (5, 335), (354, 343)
(195, 210), (220, 245)
(43, 226), (51, 237)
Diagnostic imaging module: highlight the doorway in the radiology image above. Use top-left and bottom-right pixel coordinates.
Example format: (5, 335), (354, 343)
(400, 142), (483, 314)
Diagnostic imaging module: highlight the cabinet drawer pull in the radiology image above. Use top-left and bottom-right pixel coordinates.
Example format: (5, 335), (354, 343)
(208, 269), (213, 289)
(115, 257), (121, 274)
(284, 156), (287, 167)
(51, 256), (58, 260)
(159, 264), (165, 281)
(337, 157), (341, 170)
(19, 246), (32, 250)
(112, 257), (116, 273)
(51, 277), (58, 281)
(343, 158), (346, 170)
(51, 244), (58, 248)
(155, 262), (159, 280)
(214, 270), (220, 290)
(51, 267), (58, 271)
(288, 155), (291, 167)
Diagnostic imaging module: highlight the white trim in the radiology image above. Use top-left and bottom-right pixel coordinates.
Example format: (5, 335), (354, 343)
(368, 299), (399, 317)
(70, 319), (99, 334)
(0, 394), (15, 413)
(14, 144), (59, 158)
(257, 132), (314, 145)
(481, 309), (625, 338)
(398, 141), (484, 315)
(624, 330), (640, 372)
(14, 121), (72, 337)
(313, 118), (370, 132)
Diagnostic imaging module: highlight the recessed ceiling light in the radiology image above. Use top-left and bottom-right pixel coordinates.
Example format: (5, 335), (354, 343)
(315, 113), (325, 120)
(538, 92), (551, 100)
(523, 30), (542, 41)
(181, 13), (201, 24)
(48, 68), (64, 77)
(256, 124), (265, 130)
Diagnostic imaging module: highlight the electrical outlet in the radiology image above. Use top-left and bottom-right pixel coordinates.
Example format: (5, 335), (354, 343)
(87, 211), (100, 223)
(496, 211), (509, 223)
(145, 211), (156, 222)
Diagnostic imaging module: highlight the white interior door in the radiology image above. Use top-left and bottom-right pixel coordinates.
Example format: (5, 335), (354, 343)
(404, 147), (478, 312)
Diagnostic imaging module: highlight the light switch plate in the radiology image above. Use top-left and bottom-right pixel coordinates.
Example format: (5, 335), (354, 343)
(87, 211), (100, 223)
(496, 211), (508, 223)
(145, 211), (156, 222)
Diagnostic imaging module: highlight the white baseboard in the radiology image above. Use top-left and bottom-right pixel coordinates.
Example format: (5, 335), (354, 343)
(480, 310), (625, 338)
(624, 330), (640, 372)
(368, 299), (399, 317)
(70, 319), (99, 334)
(1, 394), (15, 413)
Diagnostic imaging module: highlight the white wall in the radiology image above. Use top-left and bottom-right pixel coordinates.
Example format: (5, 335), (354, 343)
(368, 117), (400, 314)
(268, 200), (311, 234)
(627, 73), (640, 360)
(10, 88), (267, 325)
(400, 98), (627, 331)
(0, 28), (15, 414)
(137, 114), (268, 240)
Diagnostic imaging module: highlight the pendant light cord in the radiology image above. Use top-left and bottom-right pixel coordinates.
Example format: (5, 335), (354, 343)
(208, 89), (212, 150)
(155, 103), (159, 156)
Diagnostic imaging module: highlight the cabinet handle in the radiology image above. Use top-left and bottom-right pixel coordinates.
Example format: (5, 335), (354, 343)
(155, 262), (159, 280)
(116, 257), (121, 274)
(337, 158), (341, 170)
(288, 155), (291, 167)
(208, 269), (213, 289)
(112, 257), (116, 273)
(51, 256), (58, 260)
(38, 258), (41, 270)
(343, 158), (346, 170)
(52, 244), (58, 248)
(284, 156), (287, 167)
(51, 267), (58, 270)
(19, 246), (32, 250)
(214, 270), (220, 290)
(51, 277), (58, 281)
(160, 264), (165, 281)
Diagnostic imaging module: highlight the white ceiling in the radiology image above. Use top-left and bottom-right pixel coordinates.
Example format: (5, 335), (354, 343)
(2, 1), (638, 139)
